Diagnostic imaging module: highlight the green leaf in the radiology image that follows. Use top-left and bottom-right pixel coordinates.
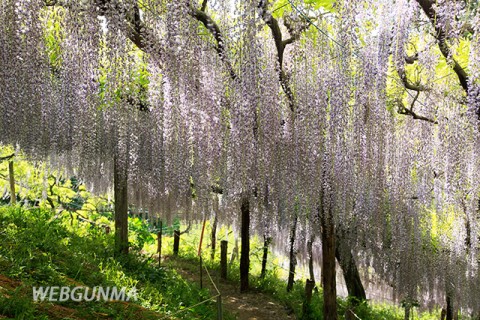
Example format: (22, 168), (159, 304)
(304, 0), (336, 12)
(272, 0), (292, 19)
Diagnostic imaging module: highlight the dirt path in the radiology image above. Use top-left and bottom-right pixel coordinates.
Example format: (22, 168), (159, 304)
(164, 256), (295, 320)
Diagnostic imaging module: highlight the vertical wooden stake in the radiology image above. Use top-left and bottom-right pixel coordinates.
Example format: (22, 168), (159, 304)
(157, 221), (163, 267)
(198, 218), (207, 256)
(8, 161), (16, 205)
(220, 240), (228, 280)
(173, 230), (180, 255)
(217, 295), (223, 320)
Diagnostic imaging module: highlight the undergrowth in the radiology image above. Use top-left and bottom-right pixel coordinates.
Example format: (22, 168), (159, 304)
(0, 206), (217, 319)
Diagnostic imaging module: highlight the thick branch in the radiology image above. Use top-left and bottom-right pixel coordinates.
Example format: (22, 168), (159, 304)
(283, 18), (312, 45)
(415, 0), (469, 92)
(258, 0), (295, 112)
(398, 68), (428, 92)
(190, 8), (237, 80)
(200, 0), (208, 12)
(46, 0), (163, 59)
(405, 53), (418, 64)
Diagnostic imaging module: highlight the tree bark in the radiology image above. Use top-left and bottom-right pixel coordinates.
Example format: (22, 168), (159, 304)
(114, 154), (128, 256)
(446, 293), (454, 320)
(302, 279), (315, 319)
(414, 0), (469, 93)
(321, 205), (338, 320)
(261, 235), (271, 279)
(287, 214), (298, 292)
(335, 227), (366, 302)
(240, 196), (250, 292)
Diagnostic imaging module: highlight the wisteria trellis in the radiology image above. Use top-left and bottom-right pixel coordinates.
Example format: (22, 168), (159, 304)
(1, 0), (479, 316)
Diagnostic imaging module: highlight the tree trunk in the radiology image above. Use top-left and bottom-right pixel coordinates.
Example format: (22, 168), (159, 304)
(321, 206), (338, 320)
(302, 279), (315, 319)
(211, 213), (218, 260)
(287, 214), (298, 292)
(240, 196), (250, 292)
(8, 161), (15, 205)
(114, 155), (129, 256)
(307, 235), (315, 285)
(441, 308), (446, 320)
(260, 235), (271, 279)
(335, 226), (366, 302)
(446, 293), (454, 320)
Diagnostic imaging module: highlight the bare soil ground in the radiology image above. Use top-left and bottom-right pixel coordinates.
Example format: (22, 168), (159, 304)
(164, 256), (295, 320)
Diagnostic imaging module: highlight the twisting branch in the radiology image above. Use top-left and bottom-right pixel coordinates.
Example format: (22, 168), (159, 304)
(189, 7), (237, 80)
(258, 0), (307, 113)
(405, 53), (418, 65)
(397, 68), (428, 92)
(397, 95), (437, 124)
(283, 17), (314, 45)
(395, 46), (435, 123)
(415, 0), (469, 92)
(45, 0), (164, 59)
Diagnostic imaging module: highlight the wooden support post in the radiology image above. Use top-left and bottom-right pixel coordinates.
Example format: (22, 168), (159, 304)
(173, 230), (180, 255)
(220, 240), (228, 280)
(217, 295), (223, 320)
(8, 161), (15, 205)
(157, 221), (162, 267)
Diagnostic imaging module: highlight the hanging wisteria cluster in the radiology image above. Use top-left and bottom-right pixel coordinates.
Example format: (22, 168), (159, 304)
(1, 0), (479, 313)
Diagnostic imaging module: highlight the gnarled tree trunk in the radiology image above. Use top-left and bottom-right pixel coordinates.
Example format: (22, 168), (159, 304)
(307, 234), (316, 286)
(321, 205), (338, 320)
(335, 226), (366, 302)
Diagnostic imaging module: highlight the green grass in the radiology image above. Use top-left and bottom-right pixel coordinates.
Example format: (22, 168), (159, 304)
(0, 146), (470, 319)
(0, 206), (218, 319)
(146, 220), (453, 320)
